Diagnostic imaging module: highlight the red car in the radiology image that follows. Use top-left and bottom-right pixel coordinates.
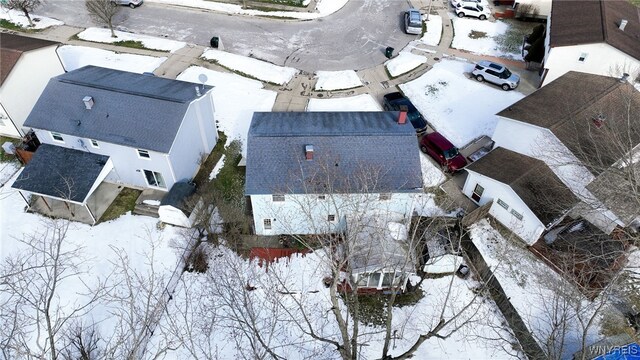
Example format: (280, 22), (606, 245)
(419, 132), (467, 172)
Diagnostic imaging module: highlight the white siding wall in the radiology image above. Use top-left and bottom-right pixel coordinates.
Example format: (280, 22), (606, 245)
(168, 93), (217, 182)
(250, 193), (416, 235)
(514, 0), (552, 18)
(0, 46), (64, 138)
(542, 43), (640, 87)
(33, 129), (175, 190)
(463, 171), (545, 244)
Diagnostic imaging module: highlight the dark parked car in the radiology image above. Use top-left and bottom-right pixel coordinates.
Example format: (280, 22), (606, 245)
(419, 132), (467, 172)
(382, 92), (428, 133)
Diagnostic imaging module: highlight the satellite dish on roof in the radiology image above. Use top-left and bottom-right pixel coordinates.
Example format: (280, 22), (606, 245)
(198, 74), (208, 92)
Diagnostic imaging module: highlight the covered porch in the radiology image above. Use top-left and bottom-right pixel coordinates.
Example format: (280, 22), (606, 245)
(12, 144), (115, 225)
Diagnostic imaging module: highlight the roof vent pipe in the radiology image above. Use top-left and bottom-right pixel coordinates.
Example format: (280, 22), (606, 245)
(619, 19), (628, 31)
(398, 105), (408, 125)
(620, 73), (630, 83)
(305, 144), (314, 161)
(83, 96), (94, 110)
(195, 86), (201, 97)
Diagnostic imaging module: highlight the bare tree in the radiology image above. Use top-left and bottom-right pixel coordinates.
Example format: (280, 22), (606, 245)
(0, 219), (108, 360)
(2, 0), (41, 27)
(85, 0), (122, 38)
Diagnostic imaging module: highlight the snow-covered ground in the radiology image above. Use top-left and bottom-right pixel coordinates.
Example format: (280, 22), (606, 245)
(0, 9), (62, 29)
(77, 28), (186, 53)
(421, 14), (443, 47)
(306, 94), (381, 111)
(57, 45), (167, 73)
(386, 51), (428, 78)
(420, 152), (447, 187)
(202, 49), (298, 86)
(0, 161), (20, 188)
(314, 70), (362, 91)
(400, 59), (524, 148)
(469, 219), (604, 359)
(177, 66), (277, 154)
(145, 0), (347, 20)
(451, 18), (522, 60)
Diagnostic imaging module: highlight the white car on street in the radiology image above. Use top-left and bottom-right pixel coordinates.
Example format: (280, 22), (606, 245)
(455, 2), (491, 20)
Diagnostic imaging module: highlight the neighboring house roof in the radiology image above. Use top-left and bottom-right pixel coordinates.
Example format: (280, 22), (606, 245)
(160, 181), (196, 212)
(497, 71), (640, 172)
(24, 66), (213, 153)
(245, 112), (422, 195)
(549, 0), (640, 60)
(466, 147), (578, 225)
(0, 33), (59, 86)
(12, 144), (110, 203)
(587, 161), (640, 225)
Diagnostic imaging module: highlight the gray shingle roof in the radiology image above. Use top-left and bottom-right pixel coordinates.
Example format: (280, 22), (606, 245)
(24, 66), (212, 153)
(160, 181), (196, 212)
(245, 112), (422, 195)
(12, 144), (110, 203)
(466, 147), (578, 225)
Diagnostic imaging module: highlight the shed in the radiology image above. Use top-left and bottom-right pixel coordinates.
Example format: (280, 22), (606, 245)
(158, 181), (197, 227)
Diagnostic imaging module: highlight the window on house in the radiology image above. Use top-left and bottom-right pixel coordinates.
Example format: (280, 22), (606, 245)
(143, 170), (166, 188)
(497, 199), (509, 210)
(328, 214), (335, 222)
(379, 193), (392, 201)
(471, 184), (484, 202)
(510, 209), (523, 220)
(90, 139), (99, 148)
(318, 195), (326, 200)
(381, 272), (394, 287)
(263, 219), (272, 230)
(51, 132), (64, 142)
(578, 53), (588, 62)
(272, 195), (285, 202)
(137, 149), (150, 159)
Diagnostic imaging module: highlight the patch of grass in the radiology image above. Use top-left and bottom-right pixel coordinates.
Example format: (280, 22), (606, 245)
(630, 0), (640, 5)
(469, 30), (487, 39)
(0, 137), (20, 163)
(113, 40), (150, 50)
(348, 288), (426, 327)
(495, 19), (539, 57)
(424, 80), (448, 97)
(98, 187), (141, 223)
(0, 19), (22, 31)
(203, 58), (282, 86)
(192, 131), (228, 188)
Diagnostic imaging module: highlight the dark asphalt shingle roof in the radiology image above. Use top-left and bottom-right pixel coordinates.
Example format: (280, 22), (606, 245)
(24, 66), (212, 153)
(497, 72), (640, 173)
(549, 0), (640, 60)
(160, 181), (196, 212)
(0, 33), (59, 86)
(466, 147), (578, 225)
(12, 144), (110, 203)
(245, 112), (422, 195)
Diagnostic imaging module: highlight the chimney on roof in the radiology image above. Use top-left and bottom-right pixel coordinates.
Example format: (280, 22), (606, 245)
(82, 96), (94, 110)
(305, 145), (314, 161)
(398, 105), (408, 125)
(620, 73), (630, 83)
(619, 19), (628, 31)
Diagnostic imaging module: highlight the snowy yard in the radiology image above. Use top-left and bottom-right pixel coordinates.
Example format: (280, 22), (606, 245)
(399, 59), (524, 148)
(421, 14), (443, 47)
(314, 70), (362, 91)
(306, 94), (381, 111)
(77, 28), (186, 53)
(0, 9), (62, 29)
(386, 51), (427, 78)
(202, 49), (298, 86)
(469, 219), (606, 359)
(451, 18), (537, 60)
(57, 45), (167, 73)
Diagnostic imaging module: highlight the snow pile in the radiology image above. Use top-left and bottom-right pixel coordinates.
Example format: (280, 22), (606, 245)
(177, 66), (277, 155)
(424, 254), (463, 274)
(413, 193), (445, 217)
(77, 28), (186, 53)
(420, 152), (447, 187)
(451, 18), (521, 60)
(400, 60), (524, 147)
(421, 14), (443, 47)
(0, 9), (62, 29)
(57, 45), (167, 73)
(209, 154), (226, 180)
(202, 49), (298, 86)
(145, 0), (347, 19)
(306, 94), (381, 112)
(314, 70), (362, 91)
(386, 51), (428, 78)
(469, 219), (604, 359)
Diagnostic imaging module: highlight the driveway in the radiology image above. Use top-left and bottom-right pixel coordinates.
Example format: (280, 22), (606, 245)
(39, 0), (417, 72)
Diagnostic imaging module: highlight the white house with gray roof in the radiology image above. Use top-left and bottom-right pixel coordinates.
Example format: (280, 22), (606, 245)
(245, 112), (422, 236)
(12, 66), (217, 224)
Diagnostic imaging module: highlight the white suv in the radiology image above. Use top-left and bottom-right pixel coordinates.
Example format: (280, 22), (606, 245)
(472, 60), (520, 90)
(455, 3), (491, 20)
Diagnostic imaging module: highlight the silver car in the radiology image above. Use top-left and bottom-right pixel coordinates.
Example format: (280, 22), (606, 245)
(404, 9), (422, 35)
(111, 0), (143, 8)
(472, 60), (520, 90)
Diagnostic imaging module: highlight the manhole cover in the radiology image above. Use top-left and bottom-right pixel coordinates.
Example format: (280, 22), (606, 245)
(317, 93), (324, 98)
